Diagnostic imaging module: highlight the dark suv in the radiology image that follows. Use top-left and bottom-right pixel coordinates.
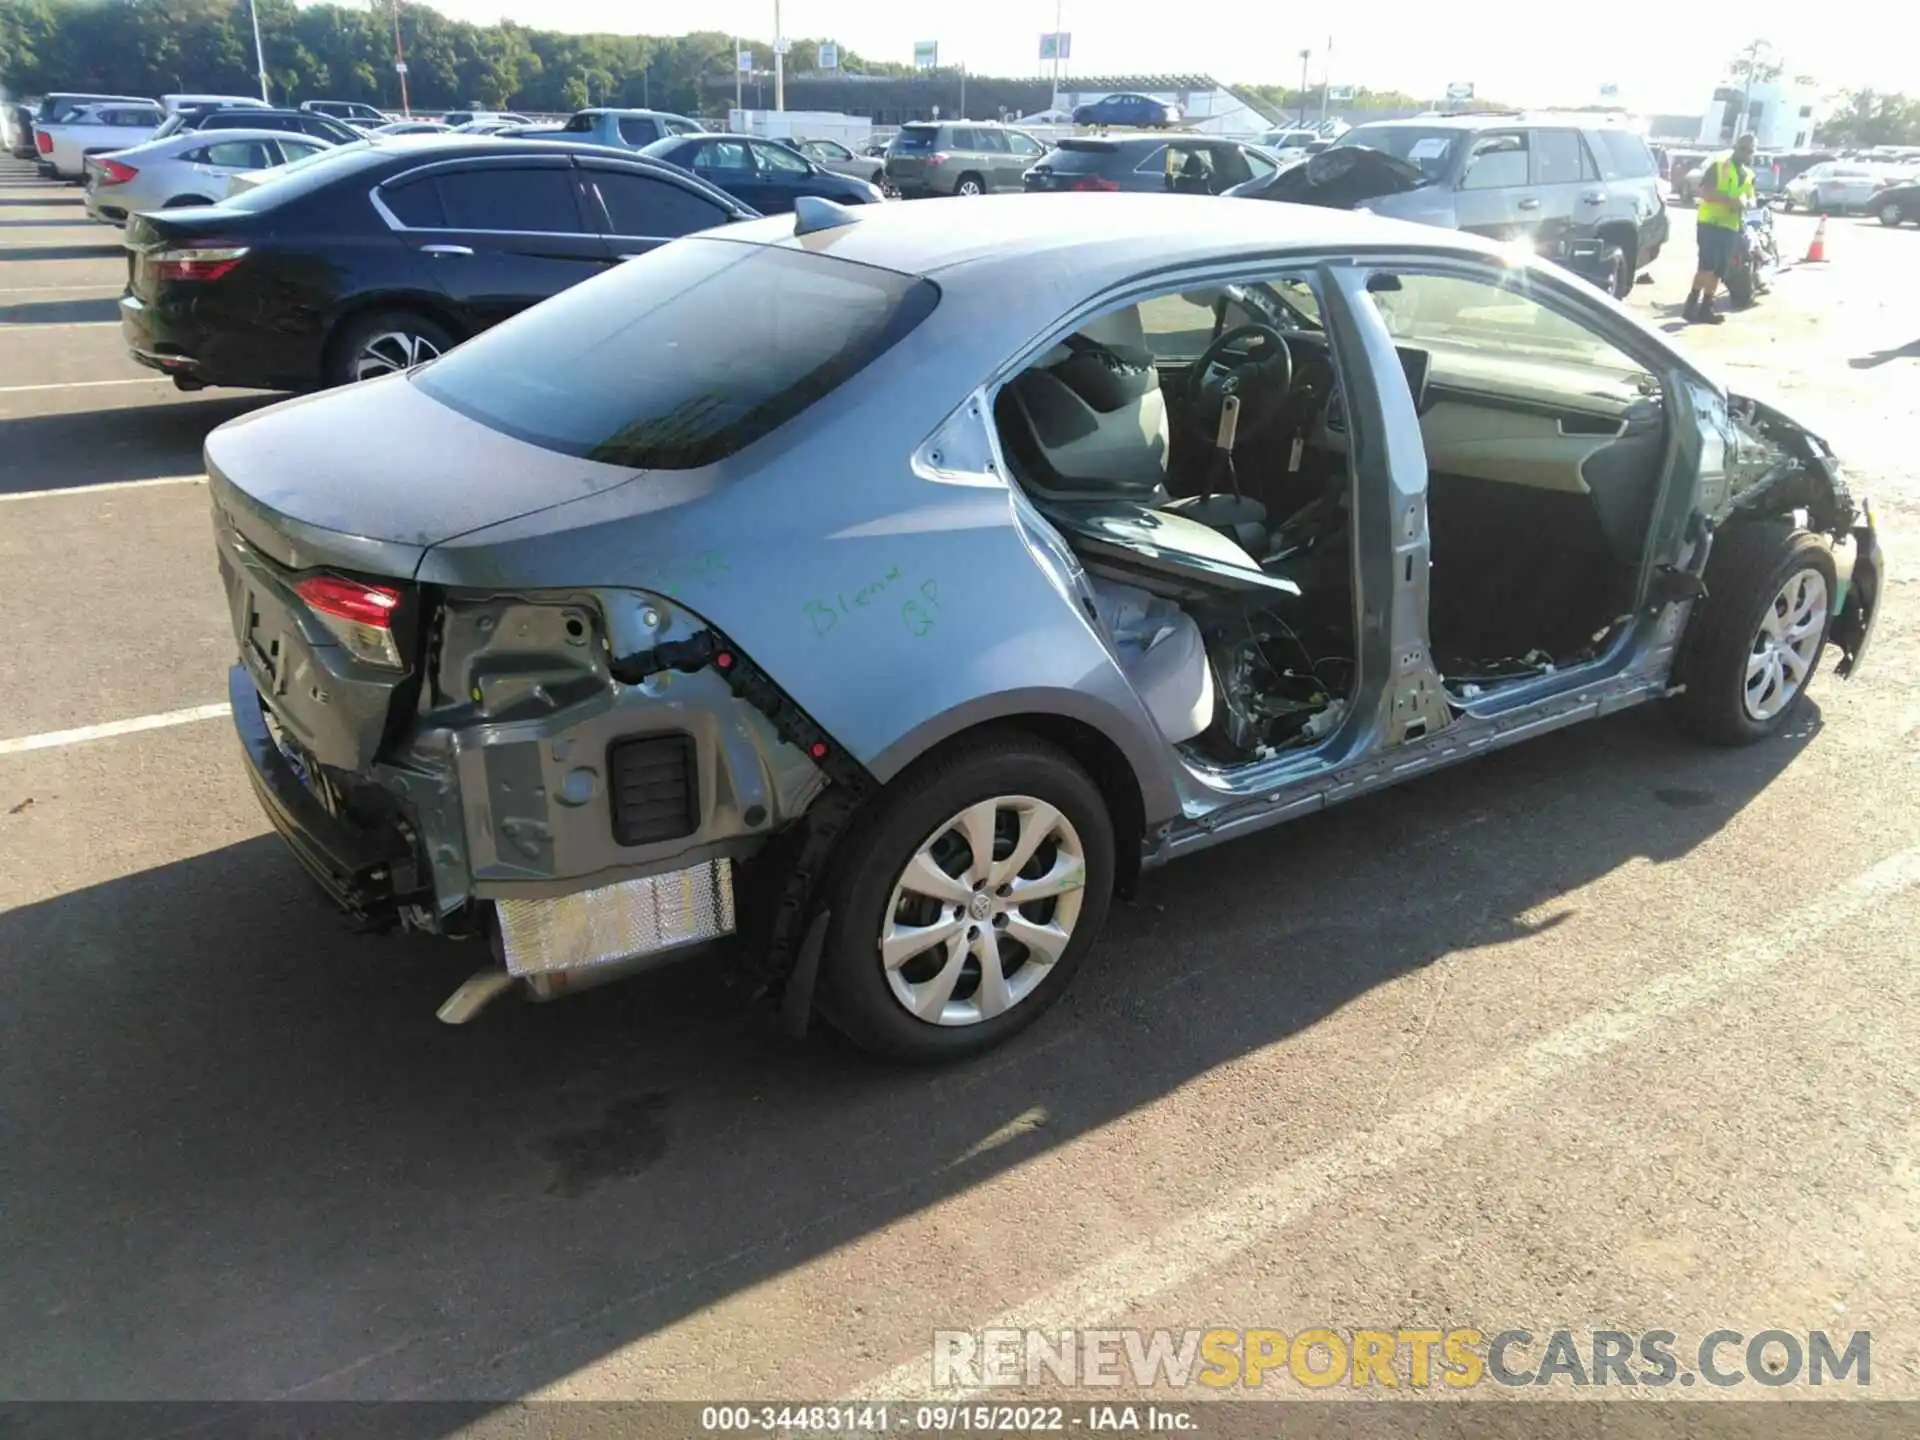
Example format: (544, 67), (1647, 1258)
(1023, 134), (1278, 194)
(1229, 111), (1668, 297)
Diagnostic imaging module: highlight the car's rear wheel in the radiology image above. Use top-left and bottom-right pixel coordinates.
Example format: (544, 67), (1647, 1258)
(815, 735), (1115, 1062)
(1674, 523), (1836, 745)
(953, 173), (985, 197)
(327, 309), (455, 386)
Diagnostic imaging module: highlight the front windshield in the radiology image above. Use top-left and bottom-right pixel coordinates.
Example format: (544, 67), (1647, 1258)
(1334, 125), (1460, 180)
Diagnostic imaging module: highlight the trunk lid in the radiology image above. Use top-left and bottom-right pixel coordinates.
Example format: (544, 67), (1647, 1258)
(205, 373), (647, 577)
(208, 377), (647, 773)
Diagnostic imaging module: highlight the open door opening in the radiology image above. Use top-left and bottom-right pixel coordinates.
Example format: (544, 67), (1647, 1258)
(1360, 268), (1670, 688)
(989, 277), (1361, 764)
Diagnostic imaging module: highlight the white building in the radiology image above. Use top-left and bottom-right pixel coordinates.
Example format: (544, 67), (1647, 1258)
(1698, 78), (1822, 151)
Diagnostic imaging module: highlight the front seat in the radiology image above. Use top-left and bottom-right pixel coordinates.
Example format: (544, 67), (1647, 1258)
(995, 305), (1172, 503)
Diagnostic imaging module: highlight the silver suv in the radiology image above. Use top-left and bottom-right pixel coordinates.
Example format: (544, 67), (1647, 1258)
(885, 122), (1047, 197)
(1319, 112), (1670, 297)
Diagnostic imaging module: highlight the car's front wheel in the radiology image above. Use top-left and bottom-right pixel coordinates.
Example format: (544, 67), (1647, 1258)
(1881, 201), (1906, 227)
(816, 735), (1115, 1062)
(1674, 523), (1836, 745)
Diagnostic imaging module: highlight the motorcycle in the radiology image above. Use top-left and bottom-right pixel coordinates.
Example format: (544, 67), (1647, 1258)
(1725, 203), (1779, 309)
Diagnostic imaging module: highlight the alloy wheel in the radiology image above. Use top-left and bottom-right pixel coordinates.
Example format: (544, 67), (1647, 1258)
(1882, 202), (1903, 226)
(956, 179), (983, 196)
(1744, 567), (1827, 721)
(352, 329), (442, 381)
(879, 796), (1086, 1027)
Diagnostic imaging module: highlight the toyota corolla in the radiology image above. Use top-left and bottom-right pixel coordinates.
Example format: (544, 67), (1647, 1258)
(208, 194), (1880, 1061)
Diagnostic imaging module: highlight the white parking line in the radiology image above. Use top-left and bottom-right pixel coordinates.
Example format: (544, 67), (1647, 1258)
(0, 320), (118, 330)
(849, 844), (1920, 1402)
(0, 377), (165, 396)
(0, 473), (206, 503)
(0, 284), (123, 295)
(0, 702), (231, 757)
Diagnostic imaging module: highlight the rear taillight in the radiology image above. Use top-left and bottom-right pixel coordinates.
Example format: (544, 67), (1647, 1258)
(149, 241), (249, 282)
(926, 151), (949, 167)
(1071, 174), (1120, 192)
(97, 158), (138, 186)
(296, 575), (404, 669)
(35, 131), (52, 154)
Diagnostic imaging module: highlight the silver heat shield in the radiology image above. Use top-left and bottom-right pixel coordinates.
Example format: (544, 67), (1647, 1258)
(496, 859), (736, 976)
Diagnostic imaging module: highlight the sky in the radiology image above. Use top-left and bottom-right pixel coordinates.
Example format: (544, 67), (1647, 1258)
(390, 0), (1912, 113)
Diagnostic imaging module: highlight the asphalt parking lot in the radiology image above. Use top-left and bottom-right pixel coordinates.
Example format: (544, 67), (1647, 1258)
(3, 156), (1919, 1416)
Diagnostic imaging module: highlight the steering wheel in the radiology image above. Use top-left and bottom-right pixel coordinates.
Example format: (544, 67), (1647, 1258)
(1189, 323), (1294, 446)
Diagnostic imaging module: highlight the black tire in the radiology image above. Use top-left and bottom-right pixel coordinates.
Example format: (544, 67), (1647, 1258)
(324, 308), (456, 387)
(1598, 241), (1633, 299)
(1879, 201), (1905, 227)
(163, 194), (212, 208)
(1673, 523), (1836, 746)
(1724, 254), (1754, 309)
(814, 735), (1116, 1063)
(953, 173), (986, 197)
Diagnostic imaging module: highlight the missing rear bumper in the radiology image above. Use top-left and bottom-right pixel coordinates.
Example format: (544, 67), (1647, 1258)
(495, 859), (737, 977)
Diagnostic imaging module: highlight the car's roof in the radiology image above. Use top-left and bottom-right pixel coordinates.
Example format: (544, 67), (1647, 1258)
(1350, 112), (1622, 133)
(732, 190), (1498, 278)
(573, 107), (697, 118)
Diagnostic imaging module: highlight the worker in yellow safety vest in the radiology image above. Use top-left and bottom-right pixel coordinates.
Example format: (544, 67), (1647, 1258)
(1683, 132), (1757, 325)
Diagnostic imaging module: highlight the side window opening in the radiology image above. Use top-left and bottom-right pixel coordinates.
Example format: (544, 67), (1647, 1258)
(988, 272), (1356, 764)
(1462, 133), (1528, 190)
(1362, 268), (1667, 685)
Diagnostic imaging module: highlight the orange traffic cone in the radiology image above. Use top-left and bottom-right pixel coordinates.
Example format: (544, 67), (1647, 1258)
(1803, 216), (1828, 264)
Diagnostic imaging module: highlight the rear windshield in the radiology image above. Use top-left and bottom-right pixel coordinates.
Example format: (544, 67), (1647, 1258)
(893, 127), (939, 152)
(1037, 141), (1125, 172)
(219, 140), (380, 209)
(1335, 126), (1462, 179)
(562, 112), (597, 133)
(411, 239), (940, 471)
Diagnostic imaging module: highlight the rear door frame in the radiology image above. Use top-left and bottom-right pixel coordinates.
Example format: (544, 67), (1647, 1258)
(370, 152), (613, 331)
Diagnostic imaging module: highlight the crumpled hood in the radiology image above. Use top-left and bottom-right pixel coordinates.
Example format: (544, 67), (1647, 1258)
(205, 371), (648, 577)
(1227, 145), (1434, 207)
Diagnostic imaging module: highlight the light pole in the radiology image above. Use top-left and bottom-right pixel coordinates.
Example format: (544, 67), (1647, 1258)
(773, 0), (784, 112)
(390, 0), (410, 117)
(1297, 48), (1310, 126)
(248, 0), (270, 102)
(1052, 0), (1063, 99)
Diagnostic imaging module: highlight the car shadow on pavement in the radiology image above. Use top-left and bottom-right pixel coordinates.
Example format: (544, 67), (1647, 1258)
(0, 700), (1823, 1403)
(0, 394), (274, 492)
(1850, 339), (1920, 370)
(0, 294), (119, 324)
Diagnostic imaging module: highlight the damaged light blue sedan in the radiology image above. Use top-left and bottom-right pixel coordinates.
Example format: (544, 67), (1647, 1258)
(209, 193), (1880, 1061)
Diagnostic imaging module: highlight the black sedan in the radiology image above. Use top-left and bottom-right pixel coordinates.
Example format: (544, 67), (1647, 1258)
(639, 133), (883, 213)
(118, 136), (756, 392)
(1875, 178), (1920, 226)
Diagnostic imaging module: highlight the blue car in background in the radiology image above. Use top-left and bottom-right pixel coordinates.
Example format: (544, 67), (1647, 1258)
(1071, 93), (1180, 129)
(641, 133), (884, 212)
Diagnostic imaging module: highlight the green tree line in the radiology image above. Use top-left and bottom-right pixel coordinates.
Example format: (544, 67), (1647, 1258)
(0, 0), (912, 116)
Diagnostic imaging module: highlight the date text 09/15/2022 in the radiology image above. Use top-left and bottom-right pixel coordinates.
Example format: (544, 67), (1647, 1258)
(699, 1403), (1198, 1433)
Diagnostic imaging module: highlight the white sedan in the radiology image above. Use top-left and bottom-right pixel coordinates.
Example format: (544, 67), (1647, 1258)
(1784, 161), (1905, 213)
